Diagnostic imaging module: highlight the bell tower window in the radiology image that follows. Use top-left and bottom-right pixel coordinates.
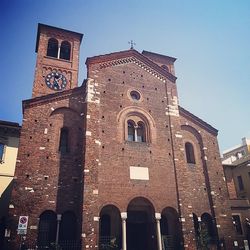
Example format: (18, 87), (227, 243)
(60, 41), (71, 60)
(47, 38), (59, 58)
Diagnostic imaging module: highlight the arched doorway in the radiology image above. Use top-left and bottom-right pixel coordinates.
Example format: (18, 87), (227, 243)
(161, 207), (182, 249)
(193, 213), (200, 248)
(193, 213), (217, 249)
(127, 197), (156, 250)
(99, 205), (122, 250)
(201, 213), (216, 245)
(37, 210), (57, 248)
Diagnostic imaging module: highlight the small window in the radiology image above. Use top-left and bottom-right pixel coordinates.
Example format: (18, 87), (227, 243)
(232, 215), (243, 235)
(0, 143), (4, 162)
(237, 176), (244, 191)
(59, 128), (69, 153)
(185, 142), (195, 164)
(60, 41), (71, 60)
(47, 38), (59, 58)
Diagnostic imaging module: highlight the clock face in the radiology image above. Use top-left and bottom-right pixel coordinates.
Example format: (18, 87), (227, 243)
(45, 72), (67, 91)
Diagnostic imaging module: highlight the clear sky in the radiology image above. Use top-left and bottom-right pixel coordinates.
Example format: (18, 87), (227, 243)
(0, 0), (249, 153)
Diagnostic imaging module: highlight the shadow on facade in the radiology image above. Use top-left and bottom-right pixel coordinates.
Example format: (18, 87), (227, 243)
(36, 91), (86, 249)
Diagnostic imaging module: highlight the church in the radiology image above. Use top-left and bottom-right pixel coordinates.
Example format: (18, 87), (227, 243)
(7, 23), (238, 250)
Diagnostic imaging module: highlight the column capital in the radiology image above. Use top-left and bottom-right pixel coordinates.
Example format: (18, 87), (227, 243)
(121, 212), (127, 219)
(57, 214), (62, 221)
(155, 213), (161, 220)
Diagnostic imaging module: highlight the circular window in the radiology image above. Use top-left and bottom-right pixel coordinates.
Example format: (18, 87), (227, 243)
(130, 91), (141, 101)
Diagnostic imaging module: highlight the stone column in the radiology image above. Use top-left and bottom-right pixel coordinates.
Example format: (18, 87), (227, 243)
(121, 212), (127, 250)
(155, 213), (162, 250)
(55, 214), (62, 245)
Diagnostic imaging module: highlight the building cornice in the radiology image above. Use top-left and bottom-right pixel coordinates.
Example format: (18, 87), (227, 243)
(23, 86), (85, 112)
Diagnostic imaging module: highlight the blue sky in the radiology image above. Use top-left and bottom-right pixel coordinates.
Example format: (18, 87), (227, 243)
(0, 0), (249, 152)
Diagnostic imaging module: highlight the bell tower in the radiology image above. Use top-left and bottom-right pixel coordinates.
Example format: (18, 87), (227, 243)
(32, 23), (83, 98)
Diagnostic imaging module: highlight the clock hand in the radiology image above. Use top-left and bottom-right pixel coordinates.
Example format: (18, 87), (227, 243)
(53, 79), (59, 88)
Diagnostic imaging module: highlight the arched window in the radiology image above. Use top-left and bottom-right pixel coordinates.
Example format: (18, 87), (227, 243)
(47, 38), (59, 58)
(59, 128), (69, 153)
(127, 119), (146, 142)
(60, 41), (71, 60)
(128, 121), (135, 142)
(185, 142), (195, 164)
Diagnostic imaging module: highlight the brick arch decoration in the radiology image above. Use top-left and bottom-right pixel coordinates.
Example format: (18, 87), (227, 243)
(49, 106), (81, 118)
(117, 106), (156, 143)
(181, 125), (203, 145)
(99, 202), (122, 214)
(49, 106), (84, 153)
(126, 195), (156, 213)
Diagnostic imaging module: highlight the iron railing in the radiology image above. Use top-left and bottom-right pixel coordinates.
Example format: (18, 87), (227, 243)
(19, 240), (82, 250)
(162, 235), (175, 250)
(99, 236), (120, 250)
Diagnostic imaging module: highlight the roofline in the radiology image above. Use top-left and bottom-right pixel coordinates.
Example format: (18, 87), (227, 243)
(142, 50), (177, 62)
(222, 144), (243, 155)
(23, 86), (84, 112)
(86, 49), (177, 83)
(179, 106), (218, 136)
(35, 23), (83, 52)
(223, 154), (250, 167)
(0, 120), (21, 129)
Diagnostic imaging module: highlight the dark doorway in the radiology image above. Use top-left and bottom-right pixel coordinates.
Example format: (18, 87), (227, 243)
(161, 207), (182, 250)
(59, 211), (77, 241)
(99, 205), (121, 250)
(37, 210), (57, 247)
(201, 213), (216, 245)
(0, 217), (6, 249)
(127, 197), (156, 250)
(193, 213), (200, 249)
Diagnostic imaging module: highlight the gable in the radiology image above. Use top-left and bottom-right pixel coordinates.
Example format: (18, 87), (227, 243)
(86, 49), (177, 83)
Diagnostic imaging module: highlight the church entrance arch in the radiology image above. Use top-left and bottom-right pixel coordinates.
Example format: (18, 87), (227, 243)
(99, 205), (122, 250)
(127, 197), (157, 250)
(37, 210), (57, 248)
(161, 207), (182, 249)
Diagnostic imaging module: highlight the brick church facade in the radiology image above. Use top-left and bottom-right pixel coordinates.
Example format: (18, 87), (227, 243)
(7, 24), (238, 249)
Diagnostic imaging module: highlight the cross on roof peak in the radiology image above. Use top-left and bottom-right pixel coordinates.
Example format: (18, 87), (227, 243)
(128, 40), (136, 49)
